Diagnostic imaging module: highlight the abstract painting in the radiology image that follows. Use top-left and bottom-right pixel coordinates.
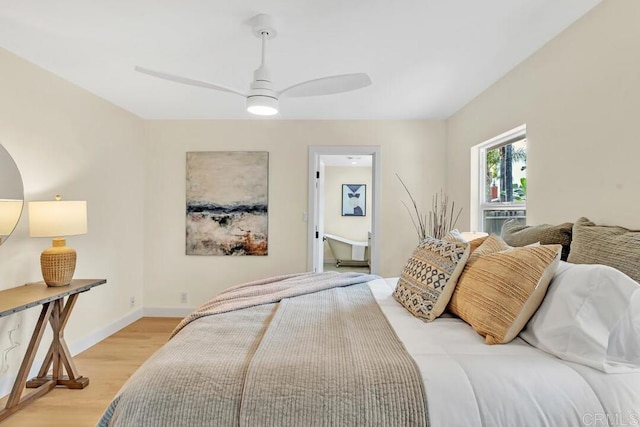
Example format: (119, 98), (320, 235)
(186, 151), (268, 256)
(342, 184), (366, 216)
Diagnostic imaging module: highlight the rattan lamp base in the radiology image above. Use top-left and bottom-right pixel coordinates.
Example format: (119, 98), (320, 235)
(41, 238), (77, 287)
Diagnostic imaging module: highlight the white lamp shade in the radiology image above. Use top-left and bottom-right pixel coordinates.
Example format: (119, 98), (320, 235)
(0, 199), (23, 235)
(461, 231), (489, 241)
(28, 200), (87, 237)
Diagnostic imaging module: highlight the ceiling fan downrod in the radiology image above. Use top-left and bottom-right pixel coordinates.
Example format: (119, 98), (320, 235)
(251, 14), (276, 83)
(247, 14), (279, 115)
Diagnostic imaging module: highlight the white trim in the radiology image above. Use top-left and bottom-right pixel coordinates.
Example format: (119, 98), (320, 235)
(143, 306), (193, 318)
(479, 202), (526, 211)
(470, 125), (527, 232)
(470, 145), (480, 232)
(0, 308), (143, 398)
(308, 146), (381, 275)
(475, 124), (527, 150)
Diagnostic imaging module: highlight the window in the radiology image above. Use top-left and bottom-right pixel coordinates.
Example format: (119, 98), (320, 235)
(474, 126), (527, 234)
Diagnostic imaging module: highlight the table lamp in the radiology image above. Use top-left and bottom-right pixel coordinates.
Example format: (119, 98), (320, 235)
(28, 195), (87, 287)
(0, 199), (23, 244)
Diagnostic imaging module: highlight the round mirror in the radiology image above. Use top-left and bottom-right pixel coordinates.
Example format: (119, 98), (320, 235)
(0, 143), (24, 245)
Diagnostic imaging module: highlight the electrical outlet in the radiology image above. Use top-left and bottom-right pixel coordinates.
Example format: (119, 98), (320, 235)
(180, 292), (188, 304)
(129, 296), (135, 308)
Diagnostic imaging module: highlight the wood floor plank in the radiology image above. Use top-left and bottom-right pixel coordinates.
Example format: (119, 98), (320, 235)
(0, 317), (180, 426)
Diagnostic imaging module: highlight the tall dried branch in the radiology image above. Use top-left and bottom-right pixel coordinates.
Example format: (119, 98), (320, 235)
(397, 175), (463, 241)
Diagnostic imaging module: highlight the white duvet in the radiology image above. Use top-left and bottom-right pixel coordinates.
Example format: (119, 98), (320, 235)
(369, 278), (640, 427)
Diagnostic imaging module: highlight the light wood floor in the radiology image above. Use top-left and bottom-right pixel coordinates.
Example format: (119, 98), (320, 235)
(0, 317), (180, 427)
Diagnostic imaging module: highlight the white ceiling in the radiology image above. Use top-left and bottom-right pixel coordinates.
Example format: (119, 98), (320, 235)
(322, 155), (372, 167)
(0, 0), (600, 120)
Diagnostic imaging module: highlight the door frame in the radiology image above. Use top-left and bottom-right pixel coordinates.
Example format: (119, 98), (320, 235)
(307, 146), (381, 274)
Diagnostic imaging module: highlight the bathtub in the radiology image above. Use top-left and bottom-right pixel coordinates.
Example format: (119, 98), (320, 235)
(323, 233), (370, 267)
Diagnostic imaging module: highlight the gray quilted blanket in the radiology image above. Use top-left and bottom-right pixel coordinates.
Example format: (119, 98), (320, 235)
(98, 272), (428, 426)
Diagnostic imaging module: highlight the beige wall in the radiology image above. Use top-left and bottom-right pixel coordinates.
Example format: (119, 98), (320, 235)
(446, 0), (640, 230)
(0, 48), (145, 385)
(143, 120), (445, 308)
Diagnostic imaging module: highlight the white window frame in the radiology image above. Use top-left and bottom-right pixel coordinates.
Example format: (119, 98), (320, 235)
(470, 124), (527, 232)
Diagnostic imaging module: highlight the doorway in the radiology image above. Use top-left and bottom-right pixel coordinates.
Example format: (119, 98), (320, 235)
(308, 146), (381, 274)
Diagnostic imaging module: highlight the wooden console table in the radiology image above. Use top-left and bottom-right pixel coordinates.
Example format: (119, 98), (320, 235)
(0, 279), (106, 421)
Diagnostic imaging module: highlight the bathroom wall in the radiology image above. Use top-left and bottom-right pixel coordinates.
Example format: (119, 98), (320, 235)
(323, 166), (372, 262)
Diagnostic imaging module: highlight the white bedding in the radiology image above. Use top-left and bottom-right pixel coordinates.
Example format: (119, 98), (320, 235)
(369, 278), (640, 427)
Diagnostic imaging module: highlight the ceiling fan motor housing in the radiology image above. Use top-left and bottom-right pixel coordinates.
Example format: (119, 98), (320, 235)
(247, 64), (278, 103)
(247, 63), (278, 114)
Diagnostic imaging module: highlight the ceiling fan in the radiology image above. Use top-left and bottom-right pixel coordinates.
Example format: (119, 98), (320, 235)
(135, 14), (372, 116)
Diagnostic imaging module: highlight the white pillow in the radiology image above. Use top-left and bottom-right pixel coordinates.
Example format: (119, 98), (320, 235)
(520, 261), (640, 373)
(608, 290), (640, 367)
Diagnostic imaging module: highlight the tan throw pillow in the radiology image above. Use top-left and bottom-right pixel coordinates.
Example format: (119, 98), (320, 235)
(468, 236), (489, 254)
(568, 217), (640, 283)
(468, 233), (509, 261)
(443, 230), (488, 254)
(394, 237), (470, 321)
(448, 234), (561, 344)
(501, 220), (573, 261)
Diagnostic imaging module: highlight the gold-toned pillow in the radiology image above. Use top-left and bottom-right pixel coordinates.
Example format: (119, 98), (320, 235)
(568, 217), (640, 283)
(394, 237), (470, 321)
(448, 235), (561, 344)
(468, 236), (489, 254)
(467, 233), (509, 261)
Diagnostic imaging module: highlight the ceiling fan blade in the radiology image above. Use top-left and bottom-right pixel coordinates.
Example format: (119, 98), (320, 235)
(135, 66), (246, 97)
(279, 73), (372, 98)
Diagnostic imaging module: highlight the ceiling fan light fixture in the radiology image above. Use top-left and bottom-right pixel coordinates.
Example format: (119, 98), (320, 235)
(135, 14), (371, 118)
(247, 95), (279, 116)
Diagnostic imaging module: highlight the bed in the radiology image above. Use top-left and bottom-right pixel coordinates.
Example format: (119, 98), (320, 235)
(373, 277), (640, 426)
(99, 218), (640, 426)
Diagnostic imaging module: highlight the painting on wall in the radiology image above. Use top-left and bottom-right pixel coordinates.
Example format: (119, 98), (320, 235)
(186, 151), (268, 256)
(342, 184), (366, 216)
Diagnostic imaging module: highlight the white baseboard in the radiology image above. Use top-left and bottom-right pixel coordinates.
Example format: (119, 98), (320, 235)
(68, 308), (143, 356)
(143, 306), (194, 318)
(0, 307), (143, 399)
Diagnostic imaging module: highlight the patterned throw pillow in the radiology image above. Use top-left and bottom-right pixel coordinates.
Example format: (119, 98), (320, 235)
(448, 234), (562, 344)
(568, 217), (640, 283)
(394, 237), (470, 322)
(501, 220), (573, 261)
